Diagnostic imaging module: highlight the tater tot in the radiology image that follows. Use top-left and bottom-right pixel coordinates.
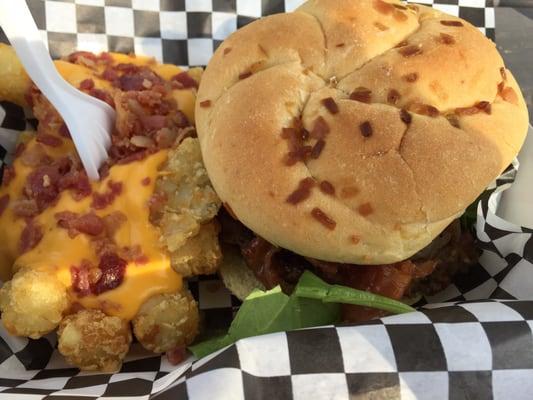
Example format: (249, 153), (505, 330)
(170, 221), (222, 277)
(0, 43), (31, 106)
(0, 267), (69, 339)
(57, 309), (131, 372)
(132, 290), (198, 354)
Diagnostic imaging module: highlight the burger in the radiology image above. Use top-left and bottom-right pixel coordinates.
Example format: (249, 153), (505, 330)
(194, 0), (529, 321)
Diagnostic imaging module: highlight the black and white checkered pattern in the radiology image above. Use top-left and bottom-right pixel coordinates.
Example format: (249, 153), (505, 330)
(2, 0), (533, 399)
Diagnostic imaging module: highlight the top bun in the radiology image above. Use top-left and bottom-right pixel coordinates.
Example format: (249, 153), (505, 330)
(196, 0), (529, 265)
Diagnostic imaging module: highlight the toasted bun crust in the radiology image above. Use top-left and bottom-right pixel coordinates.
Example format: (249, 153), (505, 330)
(196, 0), (529, 265)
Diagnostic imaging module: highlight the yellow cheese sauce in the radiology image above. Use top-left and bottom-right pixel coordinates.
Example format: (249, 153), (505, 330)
(0, 51), (201, 321)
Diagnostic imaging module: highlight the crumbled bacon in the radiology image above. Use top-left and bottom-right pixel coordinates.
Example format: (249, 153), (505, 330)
(89, 88), (115, 107)
(387, 89), (401, 105)
(311, 208), (336, 230)
(310, 139), (325, 159)
(357, 202), (374, 216)
(437, 33), (455, 45)
(319, 181), (335, 196)
(166, 347), (187, 365)
(350, 87), (372, 103)
(12, 199), (39, 218)
(322, 97), (339, 114)
(19, 220), (43, 253)
(171, 72), (198, 89)
(501, 87), (518, 105)
(59, 169), (92, 200)
(20, 144), (52, 167)
(140, 115), (167, 131)
(239, 71), (253, 80)
(286, 178), (315, 205)
(0, 194), (9, 216)
(310, 116), (330, 139)
(92, 253), (127, 295)
(56, 211), (105, 238)
(36, 134), (63, 147)
(440, 20), (463, 27)
(400, 109), (412, 124)
(409, 103), (439, 117)
(91, 180), (123, 210)
(79, 79), (95, 90)
(25, 165), (61, 211)
(102, 211), (128, 238)
(71, 262), (92, 296)
(68, 51), (98, 66)
(359, 121), (373, 138)
(403, 72), (418, 83)
(399, 45), (422, 57)
(101, 67), (119, 81)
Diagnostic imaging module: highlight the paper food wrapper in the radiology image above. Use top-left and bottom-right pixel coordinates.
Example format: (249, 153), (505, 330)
(1, 1), (532, 399)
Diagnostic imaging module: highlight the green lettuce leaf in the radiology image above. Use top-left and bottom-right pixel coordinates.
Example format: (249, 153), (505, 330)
(189, 271), (415, 359)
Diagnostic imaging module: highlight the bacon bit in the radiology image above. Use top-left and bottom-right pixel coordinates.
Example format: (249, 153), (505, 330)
(374, 0), (395, 14)
(59, 170), (92, 200)
(319, 181), (335, 196)
(501, 87), (518, 105)
(79, 79), (95, 90)
(455, 106), (479, 116)
(310, 116), (330, 139)
(36, 133), (63, 147)
(437, 33), (455, 45)
(2, 166), (15, 187)
(350, 87), (372, 103)
(92, 253), (127, 295)
(200, 100), (212, 108)
(357, 202), (374, 217)
(310, 139), (326, 159)
(400, 109), (412, 124)
(55, 211), (105, 238)
(476, 101), (491, 114)
(336, 43), (345, 47)
(322, 97), (339, 115)
(374, 22), (389, 31)
(286, 178), (315, 205)
(19, 220), (43, 253)
(166, 347), (187, 365)
(340, 186), (359, 199)
(409, 103), (439, 117)
(223, 202), (238, 220)
(89, 88), (115, 107)
(0, 194), (9, 216)
(141, 177), (151, 186)
(446, 114), (460, 128)
(223, 47), (232, 55)
(102, 211), (127, 238)
(393, 10), (407, 21)
(349, 235), (361, 245)
(403, 72), (418, 83)
(71, 263), (91, 296)
(20, 144), (52, 168)
(239, 71), (253, 80)
(393, 3), (407, 10)
(171, 72), (198, 89)
(394, 40), (408, 48)
(12, 199), (39, 218)
(359, 121), (373, 138)
(59, 123), (71, 138)
(68, 51), (98, 66)
(500, 67), (507, 81)
(387, 89), (401, 105)
(101, 67), (119, 81)
(25, 166), (61, 211)
(311, 208), (336, 230)
(440, 20), (464, 27)
(140, 115), (167, 131)
(399, 45), (422, 57)
(91, 180), (123, 210)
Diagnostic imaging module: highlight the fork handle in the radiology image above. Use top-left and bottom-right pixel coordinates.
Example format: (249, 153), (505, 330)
(0, 0), (73, 108)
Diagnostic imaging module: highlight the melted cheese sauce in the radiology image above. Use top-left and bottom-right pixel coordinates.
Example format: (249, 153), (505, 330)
(0, 52), (199, 321)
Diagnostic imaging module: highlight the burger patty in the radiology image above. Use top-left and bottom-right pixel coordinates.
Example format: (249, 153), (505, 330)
(219, 209), (479, 322)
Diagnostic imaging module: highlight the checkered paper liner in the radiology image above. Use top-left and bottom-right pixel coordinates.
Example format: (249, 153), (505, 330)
(1, 0), (532, 399)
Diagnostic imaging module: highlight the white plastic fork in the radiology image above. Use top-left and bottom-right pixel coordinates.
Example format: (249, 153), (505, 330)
(0, 0), (115, 180)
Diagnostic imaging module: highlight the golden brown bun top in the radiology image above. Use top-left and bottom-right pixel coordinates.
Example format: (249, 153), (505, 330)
(196, 0), (529, 265)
